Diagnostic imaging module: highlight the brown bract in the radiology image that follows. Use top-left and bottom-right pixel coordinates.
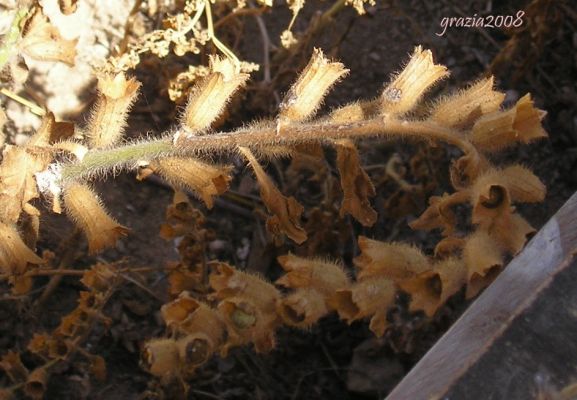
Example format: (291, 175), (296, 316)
(0, 145), (50, 224)
(335, 139), (377, 227)
(238, 146), (307, 243)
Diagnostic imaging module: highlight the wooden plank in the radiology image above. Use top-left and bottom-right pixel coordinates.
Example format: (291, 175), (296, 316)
(386, 192), (577, 400)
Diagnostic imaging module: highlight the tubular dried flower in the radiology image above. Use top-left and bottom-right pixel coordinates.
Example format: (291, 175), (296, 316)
(218, 296), (279, 353)
(381, 46), (449, 116)
(279, 48), (349, 125)
(470, 94), (547, 152)
(180, 56), (249, 134)
(276, 253), (350, 295)
(278, 288), (327, 328)
(463, 231), (504, 298)
(430, 77), (505, 128)
(153, 157), (232, 208)
(142, 339), (180, 378)
(399, 258), (467, 317)
(177, 334), (214, 374)
(333, 277), (397, 337)
(24, 367), (48, 400)
(63, 183), (129, 254)
(354, 236), (430, 281)
(87, 73), (141, 149)
(0, 222), (44, 276)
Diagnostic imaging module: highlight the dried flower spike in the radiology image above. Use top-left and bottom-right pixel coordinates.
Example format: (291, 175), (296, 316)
(63, 183), (129, 254)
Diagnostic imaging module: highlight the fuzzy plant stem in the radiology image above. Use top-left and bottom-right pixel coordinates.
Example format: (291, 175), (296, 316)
(61, 117), (478, 182)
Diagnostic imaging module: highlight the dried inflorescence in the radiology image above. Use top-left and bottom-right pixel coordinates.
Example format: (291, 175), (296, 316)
(0, 16), (548, 393)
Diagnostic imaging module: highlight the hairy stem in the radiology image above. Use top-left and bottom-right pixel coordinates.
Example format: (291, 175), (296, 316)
(61, 118), (477, 182)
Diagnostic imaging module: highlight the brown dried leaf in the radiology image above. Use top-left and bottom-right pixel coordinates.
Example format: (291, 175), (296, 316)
(354, 236), (430, 281)
(28, 112), (74, 146)
(335, 139), (377, 227)
(20, 5), (77, 66)
(0, 145), (51, 224)
(238, 146), (307, 243)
